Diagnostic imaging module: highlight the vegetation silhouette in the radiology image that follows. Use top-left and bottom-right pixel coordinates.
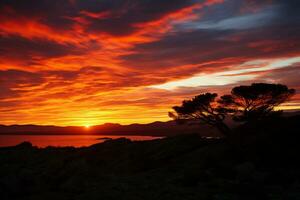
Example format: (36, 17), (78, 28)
(170, 83), (295, 136)
(219, 83), (295, 122)
(169, 93), (231, 136)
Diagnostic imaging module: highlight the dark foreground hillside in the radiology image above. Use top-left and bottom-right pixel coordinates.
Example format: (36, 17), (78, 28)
(1, 115), (300, 200)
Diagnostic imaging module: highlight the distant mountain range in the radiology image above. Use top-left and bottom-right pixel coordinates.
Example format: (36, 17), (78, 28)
(0, 121), (219, 137)
(1, 111), (299, 136)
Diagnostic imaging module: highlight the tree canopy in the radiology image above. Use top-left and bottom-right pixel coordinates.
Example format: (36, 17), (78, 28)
(219, 83), (295, 122)
(170, 83), (295, 136)
(169, 93), (231, 136)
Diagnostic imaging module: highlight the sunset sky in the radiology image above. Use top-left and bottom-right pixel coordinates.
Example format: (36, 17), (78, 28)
(0, 0), (299, 126)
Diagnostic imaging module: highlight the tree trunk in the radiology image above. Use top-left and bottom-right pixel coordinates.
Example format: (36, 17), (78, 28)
(215, 122), (231, 136)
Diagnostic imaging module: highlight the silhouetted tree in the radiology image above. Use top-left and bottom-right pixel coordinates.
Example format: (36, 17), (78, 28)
(219, 83), (295, 122)
(169, 93), (231, 136)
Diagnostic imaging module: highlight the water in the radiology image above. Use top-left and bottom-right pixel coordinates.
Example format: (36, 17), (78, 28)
(0, 134), (161, 148)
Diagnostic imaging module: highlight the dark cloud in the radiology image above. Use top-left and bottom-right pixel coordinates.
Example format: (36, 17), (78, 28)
(255, 63), (300, 88)
(0, 0), (77, 29)
(277, 0), (300, 23)
(0, 70), (44, 99)
(0, 0), (200, 36)
(121, 29), (233, 68)
(83, 0), (196, 35)
(117, 0), (300, 71)
(0, 35), (90, 64)
(121, 28), (299, 70)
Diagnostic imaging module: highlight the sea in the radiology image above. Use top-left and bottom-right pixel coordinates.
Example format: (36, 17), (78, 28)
(0, 134), (161, 148)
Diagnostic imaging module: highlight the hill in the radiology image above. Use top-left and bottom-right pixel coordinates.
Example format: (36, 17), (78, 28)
(0, 120), (220, 137)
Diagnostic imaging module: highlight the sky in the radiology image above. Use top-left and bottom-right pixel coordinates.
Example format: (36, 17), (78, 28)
(0, 0), (299, 126)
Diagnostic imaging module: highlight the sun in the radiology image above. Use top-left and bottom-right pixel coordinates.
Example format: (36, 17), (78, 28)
(85, 125), (90, 129)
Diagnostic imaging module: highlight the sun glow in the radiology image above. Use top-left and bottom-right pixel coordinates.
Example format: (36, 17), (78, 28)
(85, 125), (91, 129)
